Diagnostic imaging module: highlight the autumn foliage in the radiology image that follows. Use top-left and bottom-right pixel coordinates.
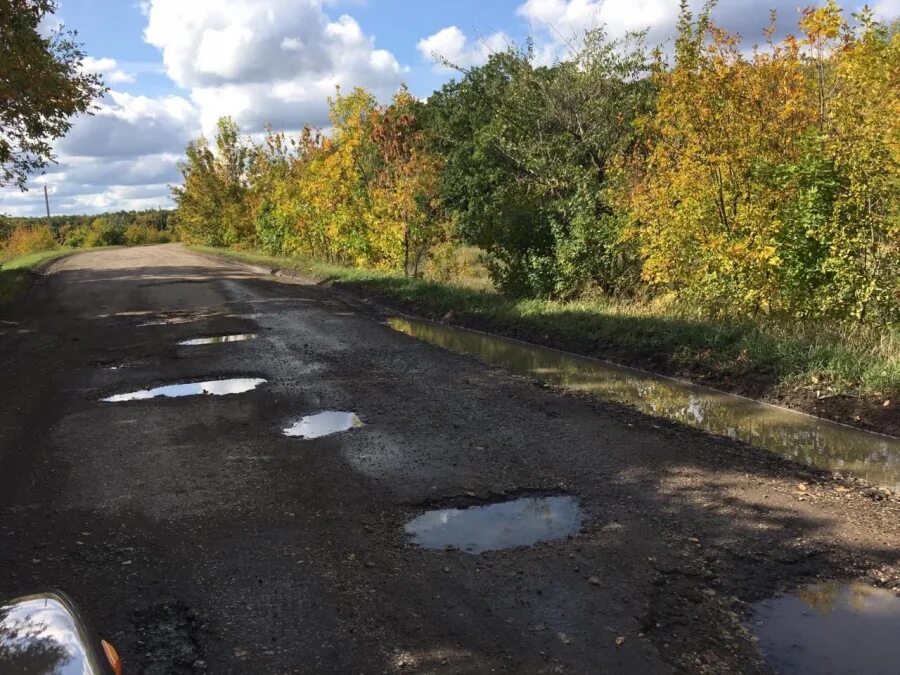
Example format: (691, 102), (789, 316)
(173, 1), (898, 325)
(176, 88), (446, 276)
(624, 0), (899, 322)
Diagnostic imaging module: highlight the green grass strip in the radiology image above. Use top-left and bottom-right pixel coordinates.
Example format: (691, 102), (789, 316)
(0, 249), (74, 309)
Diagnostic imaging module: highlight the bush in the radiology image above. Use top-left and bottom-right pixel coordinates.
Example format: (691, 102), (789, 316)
(124, 223), (171, 246)
(59, 223), (91, 248)
(254, 201), (292, 256)
(2, 225), (57, 257)
(84, 218), (125, 247)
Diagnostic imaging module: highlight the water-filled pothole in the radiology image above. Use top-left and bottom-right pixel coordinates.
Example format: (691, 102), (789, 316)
(178, 333), (257, 346)
(405, 495), (582, 554)
(389, 317), (900, 491)
(102, 378), (266, 402)
(749, 581), (900, 674)
(283, 411), (364, 439)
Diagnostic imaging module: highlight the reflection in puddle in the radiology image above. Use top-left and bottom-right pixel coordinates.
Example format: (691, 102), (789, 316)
(749, 582), (900, 674)
(102, 378), (266, 402)
(283, 411), (363, 439)
(389, 318), (900, 490)
(178, 333), (257, 346)
(405, 496), (582, 554)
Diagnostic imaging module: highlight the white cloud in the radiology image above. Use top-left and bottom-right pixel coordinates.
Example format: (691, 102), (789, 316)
(143, 0), (407, 135)
(515, 0), (679, 62)
(81, 56), (135, 85)
(418, 1), (675, 71)
(518, 0), (677, 37)
(58, 90), (198, 158)
(873, 0), (900, 19)
(0, 90), (198, 217)
(515, 0), (865, 54)
(422, 1), (866, 74)
(49, 153), (183, 188)
(417, 27), (511, 71)
(1, 177), (177, 217)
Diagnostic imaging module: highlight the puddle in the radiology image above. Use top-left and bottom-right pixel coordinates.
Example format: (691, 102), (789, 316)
(102, 377), (266, 402)
(749, 582), (900, 674)
(283, 411), (363, 439)
(389, 318), (900, 490)
(405, 495), (582, 554)
(178, 333), (257, 346)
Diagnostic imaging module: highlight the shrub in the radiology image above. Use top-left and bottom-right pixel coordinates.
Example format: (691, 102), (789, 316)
(124, 223), (170, 246)
(84, 218), (125, 247)
(2, 225), (57, 257)
(59, 223), (91, 248)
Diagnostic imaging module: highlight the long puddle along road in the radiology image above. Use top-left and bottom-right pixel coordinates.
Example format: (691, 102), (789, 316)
(389, 318), (900, 491)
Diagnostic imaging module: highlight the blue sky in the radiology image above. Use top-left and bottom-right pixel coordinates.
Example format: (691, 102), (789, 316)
(3, 0), (896, 217)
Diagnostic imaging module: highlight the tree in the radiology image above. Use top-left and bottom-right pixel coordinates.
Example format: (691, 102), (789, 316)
(622, 0), (898, 323)
(0, 0), (105, 189)
(425, 30), (652, 297)
(817, 8), (899, 322)
(624, 1), (818, 317)
(172, 117), (253, 246)
(369, 87), (445, 275)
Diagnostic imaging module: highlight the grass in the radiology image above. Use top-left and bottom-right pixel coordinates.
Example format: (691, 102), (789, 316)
(0, 249), (74, 309)
(197, 245), (899, 405)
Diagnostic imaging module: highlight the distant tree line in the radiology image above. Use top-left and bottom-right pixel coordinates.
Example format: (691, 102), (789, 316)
(0, 209), (175, 257)
(174, 0), (897, 325)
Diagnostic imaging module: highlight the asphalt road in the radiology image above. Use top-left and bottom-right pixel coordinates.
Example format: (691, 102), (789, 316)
(1, 245), (897, 674)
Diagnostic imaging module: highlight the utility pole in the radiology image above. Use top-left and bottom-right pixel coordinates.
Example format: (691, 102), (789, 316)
(44, 184), (50, 224)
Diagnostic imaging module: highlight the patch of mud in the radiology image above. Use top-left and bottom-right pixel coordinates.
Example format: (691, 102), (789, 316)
(748, 581), (900, 675)
(283, 411), (363, 439)
(102, 378), (266, 402)
(405, 495), (582, 554)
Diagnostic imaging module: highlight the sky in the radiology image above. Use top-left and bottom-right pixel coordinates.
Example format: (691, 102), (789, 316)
(2, 0), (897, 218)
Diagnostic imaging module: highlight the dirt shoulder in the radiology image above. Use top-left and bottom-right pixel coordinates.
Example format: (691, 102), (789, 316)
(192, 246), (899, 437)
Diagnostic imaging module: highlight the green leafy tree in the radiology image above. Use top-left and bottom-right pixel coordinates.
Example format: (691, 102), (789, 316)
(426, 30), (652, 297)
(0, 0), (105, 189)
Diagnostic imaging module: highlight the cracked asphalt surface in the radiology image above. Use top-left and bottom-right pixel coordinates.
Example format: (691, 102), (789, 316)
(1, 244), (898, 674)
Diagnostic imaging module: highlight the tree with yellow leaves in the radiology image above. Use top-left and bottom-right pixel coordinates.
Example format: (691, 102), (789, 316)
(623, 0), (898, 323)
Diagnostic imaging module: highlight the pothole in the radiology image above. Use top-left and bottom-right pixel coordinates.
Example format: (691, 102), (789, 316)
(283, 411), (364, 439)
(178, 334), (257, 346)
(102, 378), (266, 402)
(748, 581), (900, 674)
(405, 495), (582, 554)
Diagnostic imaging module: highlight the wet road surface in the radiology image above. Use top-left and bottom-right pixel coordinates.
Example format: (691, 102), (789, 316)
(1, 245), (898, 673)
